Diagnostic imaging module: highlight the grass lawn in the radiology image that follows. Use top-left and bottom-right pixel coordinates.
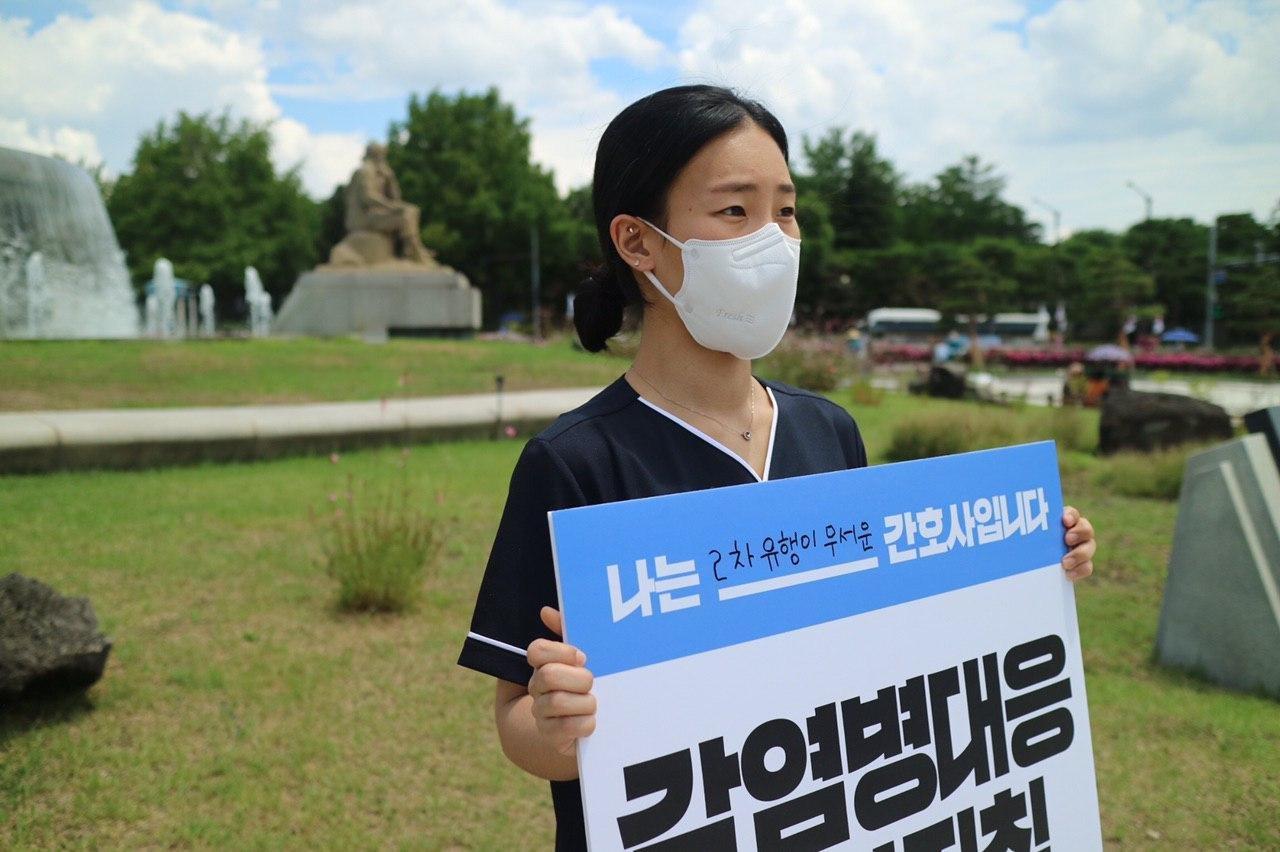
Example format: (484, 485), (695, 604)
(2, 391), (1278, 849)
(0, 336), (628, 411)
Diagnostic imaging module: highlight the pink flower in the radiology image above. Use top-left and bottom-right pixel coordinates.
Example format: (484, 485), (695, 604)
(504, 425), (518, 438)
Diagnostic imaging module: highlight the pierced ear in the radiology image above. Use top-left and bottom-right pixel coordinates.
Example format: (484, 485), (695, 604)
(611, 214), (652, 270)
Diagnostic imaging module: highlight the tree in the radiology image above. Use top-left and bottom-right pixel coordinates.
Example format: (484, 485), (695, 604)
(1224, 264), (1280, 375)
(108, 111), (318, 312)
(937, 239), (1020, 367)
(386, 88), (586, 326)
(1059, 231), (1155, 342)
(900, 155), (1040, 244)
(798, 128), (898, 251)
(1121, 218), (1208, 331)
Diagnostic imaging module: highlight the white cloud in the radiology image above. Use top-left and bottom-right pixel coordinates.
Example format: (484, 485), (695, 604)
(190, 0), (667, 189)
(674, 0), (1280, 231)
(0, 117), (103, 167)
(0, 2), (371, 196)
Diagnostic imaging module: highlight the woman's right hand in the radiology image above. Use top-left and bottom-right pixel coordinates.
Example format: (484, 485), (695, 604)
(526, 605), (596, 756)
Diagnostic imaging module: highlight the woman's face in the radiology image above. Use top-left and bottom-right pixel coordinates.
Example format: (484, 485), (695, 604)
(616, 119), (799, 301)
(661, 120), (799, 244)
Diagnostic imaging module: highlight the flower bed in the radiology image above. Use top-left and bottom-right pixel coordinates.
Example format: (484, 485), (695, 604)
(872, 342), (1266, 373)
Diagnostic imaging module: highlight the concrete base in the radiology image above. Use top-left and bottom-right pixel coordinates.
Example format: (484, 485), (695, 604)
(273, 267), (481, 337)
(0, 388), (601, 473)
(1156, 434), (1280, 698)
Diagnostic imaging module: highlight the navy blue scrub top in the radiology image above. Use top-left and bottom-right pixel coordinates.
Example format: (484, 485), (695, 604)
(457, 372), (869, 851)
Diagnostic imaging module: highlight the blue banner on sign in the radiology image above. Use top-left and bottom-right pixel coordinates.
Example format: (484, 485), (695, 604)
(549, 441), (1066, 678)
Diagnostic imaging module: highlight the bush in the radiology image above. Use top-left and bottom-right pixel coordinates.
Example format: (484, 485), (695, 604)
(311, 454), (442, 613)
(885, 404), (1092, 462)
(849, 379), (885, 407)
(1093, 443), (1208, 500)
(757, 335), (847, 391)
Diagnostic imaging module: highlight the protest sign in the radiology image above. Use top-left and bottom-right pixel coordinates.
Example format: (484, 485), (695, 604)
(549, 440), (1101, 851)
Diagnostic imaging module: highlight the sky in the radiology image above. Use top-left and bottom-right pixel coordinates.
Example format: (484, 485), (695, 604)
(1, 0), (1277, 236)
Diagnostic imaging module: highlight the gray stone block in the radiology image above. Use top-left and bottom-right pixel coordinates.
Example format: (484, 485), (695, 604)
(1245, 406), (1280, 472)
(273, 268), (481, 337)
(1156, 434), (1280, 697)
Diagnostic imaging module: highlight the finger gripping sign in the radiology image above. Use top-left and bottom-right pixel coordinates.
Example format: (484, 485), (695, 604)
(549, 441), (1102, 851)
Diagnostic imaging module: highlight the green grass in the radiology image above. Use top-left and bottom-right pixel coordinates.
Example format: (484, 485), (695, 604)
(0, 335), (627, 411)
(2, 393), (1278, 848)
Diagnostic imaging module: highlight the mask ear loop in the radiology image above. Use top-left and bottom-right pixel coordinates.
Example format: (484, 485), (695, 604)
(634, 217), (685, 304)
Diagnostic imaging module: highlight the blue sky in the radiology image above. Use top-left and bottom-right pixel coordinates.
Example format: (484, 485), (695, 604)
(1, 0), (1276, 233)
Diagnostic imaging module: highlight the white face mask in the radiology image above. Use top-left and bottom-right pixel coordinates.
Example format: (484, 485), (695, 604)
(637, 217), (801, 360)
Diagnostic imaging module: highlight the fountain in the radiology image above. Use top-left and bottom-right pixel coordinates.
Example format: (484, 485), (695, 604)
(244, 266), (272, 337)
(199, 284), (215, 337)
(0, 146), (139, 338)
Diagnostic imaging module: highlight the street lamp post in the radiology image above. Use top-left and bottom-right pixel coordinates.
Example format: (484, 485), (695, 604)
(1031, 197), (1061, 244)
(1126, 181), (1153, 221)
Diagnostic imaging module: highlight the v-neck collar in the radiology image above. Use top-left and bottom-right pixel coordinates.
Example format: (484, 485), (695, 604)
(622, 374), (779, 483)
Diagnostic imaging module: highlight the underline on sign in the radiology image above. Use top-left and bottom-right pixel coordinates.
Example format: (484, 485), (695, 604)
(716, 556), (880, 601)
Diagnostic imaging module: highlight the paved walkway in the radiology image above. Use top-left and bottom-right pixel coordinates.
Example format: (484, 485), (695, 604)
(0, 387), (602, 474)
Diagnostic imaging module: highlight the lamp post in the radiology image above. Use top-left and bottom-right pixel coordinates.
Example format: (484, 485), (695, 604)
(1031, 197), (1061, 244)
(1126, 181), (1153, 221)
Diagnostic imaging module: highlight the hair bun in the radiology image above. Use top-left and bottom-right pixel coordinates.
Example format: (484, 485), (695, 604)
(574, 265), (626, 352)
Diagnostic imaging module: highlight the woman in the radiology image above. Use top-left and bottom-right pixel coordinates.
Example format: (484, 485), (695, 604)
(456, 85), (1097, 850)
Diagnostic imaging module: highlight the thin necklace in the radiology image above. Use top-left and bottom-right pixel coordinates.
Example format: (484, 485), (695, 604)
(629, 368), (756, 441)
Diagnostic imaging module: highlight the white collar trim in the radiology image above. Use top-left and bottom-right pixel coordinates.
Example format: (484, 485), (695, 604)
(635, 383), (779, 483)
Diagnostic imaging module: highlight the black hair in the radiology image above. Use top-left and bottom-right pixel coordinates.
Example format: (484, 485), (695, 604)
(573, 85), (789, 352)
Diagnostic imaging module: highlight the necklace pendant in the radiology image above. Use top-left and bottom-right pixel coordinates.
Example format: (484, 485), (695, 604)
(742, 430), (752, 441)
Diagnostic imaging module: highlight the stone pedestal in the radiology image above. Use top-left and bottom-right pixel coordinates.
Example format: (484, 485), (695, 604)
(273, 266), (481, 337)
(1156, 434), (1280, 698)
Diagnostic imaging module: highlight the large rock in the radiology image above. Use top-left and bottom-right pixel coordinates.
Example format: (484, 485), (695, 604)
(1156, 434), (1280, 698)
(273, 268), (481, 338)
(1098, 389), (1232, 455)
(924, 363), (967, 399)
(0, 573), (112, 698)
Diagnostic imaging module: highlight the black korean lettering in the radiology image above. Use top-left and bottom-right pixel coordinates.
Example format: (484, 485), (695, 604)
(824, 523), (839, 556)
(977, 787), (1032, 852)
(698, 737), (742, 818)
(1003, 635), (1074, 768)
(617, 749), (695, 849)
(709, 549), (725, 582)
(1002, 635), (1065, 689)
(742, 718), (808, 802)
(956, 807), (979, 852)
(853, 752), (938, 832)
(761, 537), (780, 570)
(842, 686), (902, 773)
(898, 675), (930, 750)
(902, 815), (956, 851)
(634, 817), (737, 851)
(752, 781), (850, 852)
(806, 703), (843, 781)
(1028, 777), (1049, 846)
(927, 656), (1008, 800)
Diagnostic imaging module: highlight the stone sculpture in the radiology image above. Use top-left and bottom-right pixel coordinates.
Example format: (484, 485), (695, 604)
(325, 143), (436, 269)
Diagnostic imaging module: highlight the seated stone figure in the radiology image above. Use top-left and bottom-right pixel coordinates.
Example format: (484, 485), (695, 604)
(328, 143), (435, 267)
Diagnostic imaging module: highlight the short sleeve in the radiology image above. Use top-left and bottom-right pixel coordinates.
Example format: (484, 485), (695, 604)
(836, 407), (869, 469)
(457, 437), (587, 687)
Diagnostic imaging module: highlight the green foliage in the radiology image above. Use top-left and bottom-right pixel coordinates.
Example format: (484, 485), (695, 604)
(885, 404), (1092, 462)
(1122, 218), (1209, 331)
(899, 155), (1041, 245)
(1093, 443), (1208, 500)
(312, 460), (442, 613)
(755, 335), (847, 391)
(386, 88), (595, 325)
(107, 111), (318, 310)
(798, 128), (899, 250)
(1058, 231), (1156, 337)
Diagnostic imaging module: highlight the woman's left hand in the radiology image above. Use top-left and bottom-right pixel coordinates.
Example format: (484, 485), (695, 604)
(1061, 506), (1095, 582)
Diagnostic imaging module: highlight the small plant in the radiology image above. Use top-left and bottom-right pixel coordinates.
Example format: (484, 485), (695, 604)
(310, 450), (442, 613)
(849, 379), (884, 407)
(1093, 443), (1208, 500)
(885, 404), (1092, 462)
(757, 335), (847, 391)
